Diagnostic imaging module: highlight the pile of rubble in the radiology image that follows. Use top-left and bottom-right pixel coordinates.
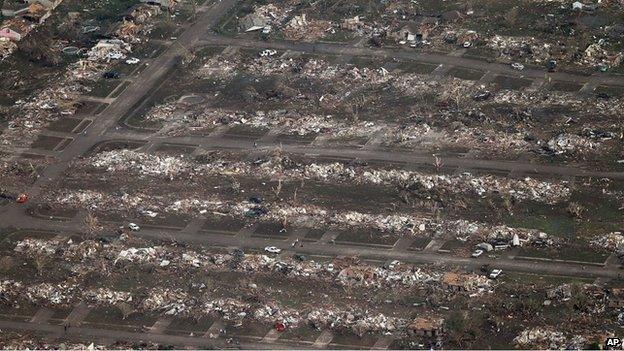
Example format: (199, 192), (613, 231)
(238, 3), (291, 33)
(487, 34), (622, 69)
(514, 327), (585, 349)
(591, 231), (624, 251)
(487, 35), (552, 64)
(86, 149), (573, 204)
(87, 39), (132, 62)
(91, 150), (188, 180)
(13, 237), (489, 294)
(3, 2), (176, 149)
(0, 39), (18, 60)
(307, 309), (406, 336)
(0, 331), (106, 350)
(115, 4), (165, 43)
(50, 187), (552, 245)
(85, 288), (132, 305)
(5, 232), (505, 337)
(283, 14), (332, 41)
(546, 134), (600, 155)
(0, 0), (64, 62)
(142, 287), (190, 315)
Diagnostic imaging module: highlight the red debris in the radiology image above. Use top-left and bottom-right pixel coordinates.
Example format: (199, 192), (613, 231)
(274, 322), (286, 332)
(16, 193), (28, 203)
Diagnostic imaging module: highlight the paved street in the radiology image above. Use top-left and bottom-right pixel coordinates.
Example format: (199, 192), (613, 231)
(11, 217), (623, 280)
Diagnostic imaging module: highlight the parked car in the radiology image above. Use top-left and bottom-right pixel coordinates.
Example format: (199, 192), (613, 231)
(489, 269), (503, 279)
(260, 49), (277, 57)
(264, 246), (281, 254)
(511, 62), (524, 70)
(102, 70), (121, 79)
(471, 249), (484, 258)
(128, 223), (140, 231)
(546, 59), (557, 72)
(125, 57), (140, 64)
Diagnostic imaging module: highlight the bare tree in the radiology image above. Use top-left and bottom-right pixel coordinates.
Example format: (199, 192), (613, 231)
(84, 212), (101, 238)
(116, 302), (135, 320)
(433, 154), (443, 170)
(34, 256), (49, 276)
(272, 178), (283, 198)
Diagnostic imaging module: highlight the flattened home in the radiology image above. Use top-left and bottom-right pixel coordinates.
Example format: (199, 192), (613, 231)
(408, 317), (444, 337)
(1, 0), (62, 24)
(441, 272), (466, 292)
(392, 16), (439, 42)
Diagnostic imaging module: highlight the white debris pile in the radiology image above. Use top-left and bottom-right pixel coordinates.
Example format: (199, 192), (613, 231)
(493, 89), (583, 109)
(462, 274), (493, 293)
(53, 189), (550, 243)
(253, 302), (302, 327)
(245, 3), (290, 29)
(487, 35), (552, 63)
(141, 288), (190, 315)
(61, 240), (102, 260)
(196, 55), (239, 78)
(53, 189), (153, 211)
(302, 59), (342, 80)
(85, 288), (132, 305)
(204, 298), (251, 320)
(307, 309), (406, 336)
(387, 122), (530, 151)
(55, 190), (108, 208)
(391, 73), (440, 96)
(85, 150), (572, 204)
(336, 265), (440, 288)
(87, 39), (132, 62)
(115, 247), (161, 264)
(514, 327), (585, 350)
(591, 232), (624, 251)
(344, 66), (394, 85)
(449, 220), (550, 245)
(144, 102), (357, 137)
(0, 280), (24, 301)
(581, 40), (623, 68)
(14, 238), (62, 255)
(90, 150), (190, 180)
(25, 282), (77, 305)
(283, 14), (332, 42)
(547, 134), (599, 155)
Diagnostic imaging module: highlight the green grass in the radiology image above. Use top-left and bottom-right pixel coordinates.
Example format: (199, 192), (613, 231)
(502, 272), (594, 285)
(504, 212), (575, 237)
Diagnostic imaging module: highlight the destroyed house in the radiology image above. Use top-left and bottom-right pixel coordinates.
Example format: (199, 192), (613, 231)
(408, 317), (443, 337)
(441, 272), (466, 292)
(608, 288), (624, 308)
(1, 0), (61, 23)
(393, 17), (439, 42)
(239, 13), (268, 32)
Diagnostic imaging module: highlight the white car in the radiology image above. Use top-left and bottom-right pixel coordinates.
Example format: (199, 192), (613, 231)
(511, 62), (524, 70)
(264, 246), (281, 254)
(489, 269), (503, 279)
(125, 57), (140, 65)
(128, 223), (140, 231)
(260, 49), (277, 57)
(471, 249), (484, 258)
(462, 41), (472, 48)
